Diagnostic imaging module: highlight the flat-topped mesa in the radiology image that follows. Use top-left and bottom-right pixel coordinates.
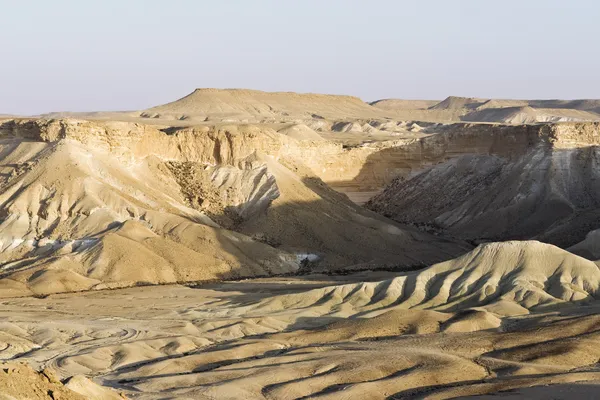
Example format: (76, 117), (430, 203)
(188, 88), (366, 102)
(142, 88), (387, 122)
(370, 99), (439, 110)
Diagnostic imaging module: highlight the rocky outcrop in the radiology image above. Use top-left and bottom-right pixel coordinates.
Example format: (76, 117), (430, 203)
(295, 123), (549, 194)
(0, 362), (119, 399)
(367, 122), (600, 249)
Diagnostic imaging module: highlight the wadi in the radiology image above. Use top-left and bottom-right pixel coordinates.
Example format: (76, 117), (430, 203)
(2, 89), (600, 399)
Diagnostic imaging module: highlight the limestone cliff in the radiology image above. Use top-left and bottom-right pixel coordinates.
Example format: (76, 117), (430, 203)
(367, 122), (600, 249)
(0, 118), (468, 297)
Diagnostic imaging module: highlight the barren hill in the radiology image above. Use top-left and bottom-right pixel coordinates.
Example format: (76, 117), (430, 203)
(429, 96), (600, 114)
(368, 96), (600, 124)
(429, 95), (488, 110)
(19, 92), (600, 128)
(528, 99), (600, 112)
(141, 88), (391, 122)
(5, 90), (600, 399)
(463, 105), (600, 124)
(0, 118), (467, 297)
(369, 99), (439, 110)
(251, 240), (600, 315)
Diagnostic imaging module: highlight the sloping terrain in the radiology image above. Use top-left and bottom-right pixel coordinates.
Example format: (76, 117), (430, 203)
(568, 228), (600, 259)
(0, 362), (122, 399)
(527, 99), (600, 113)
(440, 96), (600, 123)
(31, 92), (600, 129)
(370, 96), (600, 124)
(242, 241), (600, 315)
(367, 122), (600, 248)
(463, 105), (600, 124)
(2, 240), (600, 398)
(5, 89), (600, 399)
(429, 96), (488, 110)
(430, 96), (600, 114)
(276, 123), (324, 141)
(141, 88), (391, 122)
(0, 118), (467, 297)
(369, 99), (439, 110)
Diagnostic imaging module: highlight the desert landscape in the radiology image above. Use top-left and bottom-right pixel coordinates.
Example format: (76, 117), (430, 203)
(1, 88), (600, 399)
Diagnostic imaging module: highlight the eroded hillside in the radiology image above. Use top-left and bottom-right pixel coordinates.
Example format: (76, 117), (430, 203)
(367, 122), (600, 249)
(0, 118), (468, 297)
(3, 240), (600, 399)
(3, 89), (600, 399)
(141, 88), (393, 122)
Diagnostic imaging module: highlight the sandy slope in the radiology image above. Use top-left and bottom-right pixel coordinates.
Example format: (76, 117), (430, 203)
(26, 91), (600, 128)
(141, 88), (392, 122)
(276, 123), (324, 141)
(238, 241), (600, 315)
(5, 90), (600, 399)
(463, 106), (600, 124)
(370, 99), (439, 110)
(429, 96), (600, 114)
(371, 96), (600, 124)
(0, 118), (467, 297)
(2, 240), (600, 399)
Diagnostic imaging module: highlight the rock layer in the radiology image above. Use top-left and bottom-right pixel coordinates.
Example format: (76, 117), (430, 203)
(367, 122), (600, 247)
(0, 118), (468, 297)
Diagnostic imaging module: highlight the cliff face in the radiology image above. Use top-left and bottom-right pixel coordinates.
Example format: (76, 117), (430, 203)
(0, 119), (287, 163)
(367, 122), (600, 247)
(293, 123), (548, 197)
(0, 118), (468, 297)
(10, 117), (596, 297)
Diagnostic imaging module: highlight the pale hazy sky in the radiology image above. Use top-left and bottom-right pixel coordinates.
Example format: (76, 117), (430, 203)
(1, 0), (598, 115)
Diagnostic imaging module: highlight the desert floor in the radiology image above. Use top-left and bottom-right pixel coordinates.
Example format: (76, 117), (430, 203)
(2, 271), (600, 399)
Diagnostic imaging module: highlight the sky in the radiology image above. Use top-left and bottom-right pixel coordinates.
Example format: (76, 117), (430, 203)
(1, 0), (599, 115)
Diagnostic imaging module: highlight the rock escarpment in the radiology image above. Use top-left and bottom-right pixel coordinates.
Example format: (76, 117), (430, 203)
(367, 122), (600, 248)
(0, 118), (468, 297)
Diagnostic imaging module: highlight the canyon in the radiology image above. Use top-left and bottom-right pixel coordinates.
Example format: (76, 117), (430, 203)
(2, 89), (600, 399)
